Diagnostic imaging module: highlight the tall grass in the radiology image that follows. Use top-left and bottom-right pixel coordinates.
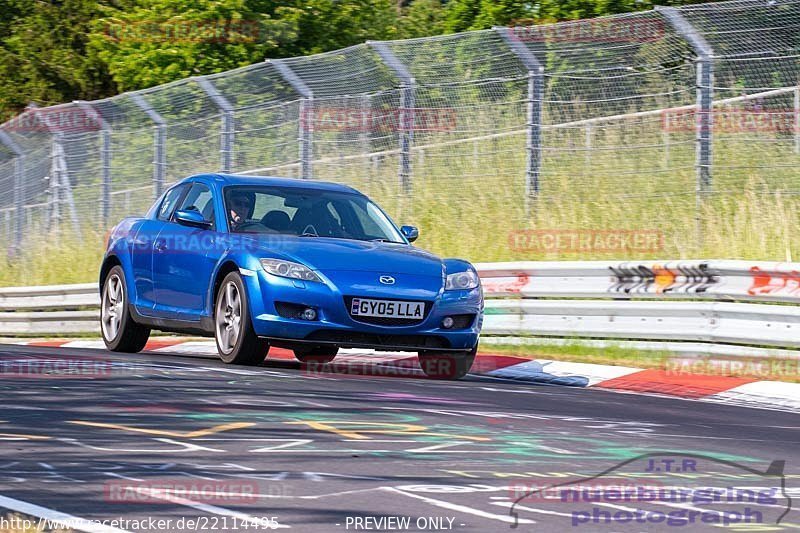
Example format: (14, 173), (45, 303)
(0, 230), (105, 286)
(1, 118), (799, 287)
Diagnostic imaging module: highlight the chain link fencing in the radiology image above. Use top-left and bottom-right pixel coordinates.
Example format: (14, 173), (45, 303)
(0, 0), (798, 268)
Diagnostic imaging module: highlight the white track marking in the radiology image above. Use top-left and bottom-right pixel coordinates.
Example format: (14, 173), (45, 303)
(60, 437), (224, 453)
(0, 494), (130, 533)
(131, 487), (289, 528)
(487, 359), (643, 386)
(104, 472), (144, 481)
(383, 487), (535, 524)
(248, 439), (314, 452)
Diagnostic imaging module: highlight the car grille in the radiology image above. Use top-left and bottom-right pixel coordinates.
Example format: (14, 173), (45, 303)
(305, 330), (450, 350)
(344, 296), (431, 326)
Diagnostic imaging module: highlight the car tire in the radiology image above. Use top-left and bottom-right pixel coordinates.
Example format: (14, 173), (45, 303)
(214, 271), (270, 365)
(101, 265), (151, 353)
(418, 346), (477, 380)
(293, 345), (339, 364)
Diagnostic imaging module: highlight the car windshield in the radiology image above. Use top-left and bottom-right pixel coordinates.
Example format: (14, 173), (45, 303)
(224, 185), (405, 243)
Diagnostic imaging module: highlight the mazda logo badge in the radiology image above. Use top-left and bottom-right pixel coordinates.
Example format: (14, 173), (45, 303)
(379, 275), (395, 285)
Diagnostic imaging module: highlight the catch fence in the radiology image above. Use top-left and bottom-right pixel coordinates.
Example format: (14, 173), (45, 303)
(0, 0), (798, 262)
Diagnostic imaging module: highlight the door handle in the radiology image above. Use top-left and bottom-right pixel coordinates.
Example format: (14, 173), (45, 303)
(154, 239), (167, 252)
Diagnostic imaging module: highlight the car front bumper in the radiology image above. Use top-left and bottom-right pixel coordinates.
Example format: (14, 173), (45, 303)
(240, 268), (483, 352)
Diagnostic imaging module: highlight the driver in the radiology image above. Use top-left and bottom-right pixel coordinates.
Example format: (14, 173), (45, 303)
(228, 190), (255, 230)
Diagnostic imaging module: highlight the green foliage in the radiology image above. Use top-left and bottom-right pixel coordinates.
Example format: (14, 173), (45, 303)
(88, 0), (297, 91)
(398, 0), (447, 39)
(278, 0), (399, 55)
(0, 0), (115, 114)
(0, 0), (719, 115)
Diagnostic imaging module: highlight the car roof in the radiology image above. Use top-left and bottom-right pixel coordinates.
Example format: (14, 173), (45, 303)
(184, 173), (362, 195)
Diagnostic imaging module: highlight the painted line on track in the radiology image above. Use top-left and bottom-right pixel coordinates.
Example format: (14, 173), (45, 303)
(130, 487), (290, 529)
(0, 494), (131, 533)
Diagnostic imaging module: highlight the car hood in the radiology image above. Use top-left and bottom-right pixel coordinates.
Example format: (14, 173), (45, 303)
(241, 235), (445, 277)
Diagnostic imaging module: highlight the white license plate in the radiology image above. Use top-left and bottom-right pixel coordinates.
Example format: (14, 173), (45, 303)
(350, 298), (424, 320)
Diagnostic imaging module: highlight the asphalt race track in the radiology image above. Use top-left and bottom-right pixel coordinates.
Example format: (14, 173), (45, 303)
(0, 343), (798, 532)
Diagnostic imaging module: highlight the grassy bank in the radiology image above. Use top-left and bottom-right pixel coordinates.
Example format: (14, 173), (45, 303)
(3, 180), (798, 288)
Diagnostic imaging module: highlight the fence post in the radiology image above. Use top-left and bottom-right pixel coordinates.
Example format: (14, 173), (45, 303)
(131, 94), (167, 197)
(271, 60), (313, 179)
(195, 77), (235, 173)
(368, 41), (415, 194)
(585, 123), (593, 171)
(29, 103), (81, 241)
(794, 84), (799, 155)
(0, 130), (24, 254)
(75, 101), (111, 225)
(48, 133), (77, 234)
(494, 27), (544, 205)
(657, 7), (714, 191)
(360, 93), (371, 173)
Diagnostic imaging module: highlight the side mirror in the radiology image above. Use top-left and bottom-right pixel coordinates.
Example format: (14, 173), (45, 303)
(400, 225), (419, 243)
(174, 209), (211, 229)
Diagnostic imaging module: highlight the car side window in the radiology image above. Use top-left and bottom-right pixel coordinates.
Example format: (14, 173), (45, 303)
(178, 183), (215, 228)
(157, 186), (185, 221)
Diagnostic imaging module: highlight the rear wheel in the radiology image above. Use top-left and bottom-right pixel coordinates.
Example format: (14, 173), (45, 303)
(293, 345), (339, 364)
(101, 265), (150, 353)
(215, 272), (269, 365)
(418, 346), (476, 380)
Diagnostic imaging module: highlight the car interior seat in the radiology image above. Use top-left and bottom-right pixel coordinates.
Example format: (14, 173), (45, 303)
(261, 210), (291, 232)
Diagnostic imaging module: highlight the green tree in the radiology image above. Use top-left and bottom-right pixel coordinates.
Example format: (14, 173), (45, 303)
(398, 0), (447, 39)
(278, 0), (399, 56)
(88, 0), (297, 92)
(443, 0), (482, 33)
(0, 0), (115, 115)
(470, 0), (536, 29)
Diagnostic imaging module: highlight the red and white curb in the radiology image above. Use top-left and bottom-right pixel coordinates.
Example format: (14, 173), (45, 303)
(10, 338), (800, 413)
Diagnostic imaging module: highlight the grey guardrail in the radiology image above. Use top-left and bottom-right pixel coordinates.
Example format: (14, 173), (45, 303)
(477, 259), (800, 349)
(2, 260), (800, 348)
(0, 283), (98, 334)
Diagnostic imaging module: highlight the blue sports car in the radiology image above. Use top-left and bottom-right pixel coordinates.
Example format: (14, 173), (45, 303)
(99, 174), (483, 379)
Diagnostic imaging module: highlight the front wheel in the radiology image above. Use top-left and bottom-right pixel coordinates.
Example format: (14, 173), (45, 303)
(214, 272), (270, 365)
(418, 346), (476, 380)
(101, 265), (150, 352)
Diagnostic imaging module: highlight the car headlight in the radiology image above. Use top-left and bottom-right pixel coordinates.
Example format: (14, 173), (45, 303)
(445, 270), (479, 291)
(260, 259), (322, 283)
